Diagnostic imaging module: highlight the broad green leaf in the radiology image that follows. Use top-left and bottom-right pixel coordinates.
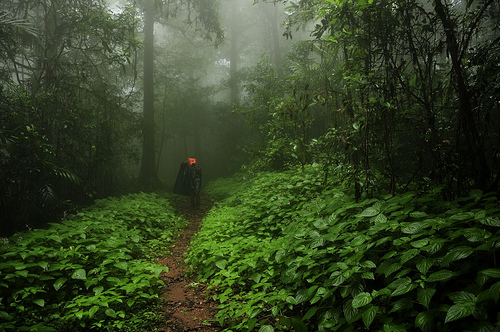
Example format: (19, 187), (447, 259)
(343, 299), (359, 323)
(410, 211), (428, 218)
(462, 228), (491, 242)
(391, 280), (416, 297)
(415, 311), (434, 332)
(53, 277), (67, 291)
(444, 303), (475, 323)
(351, 234), (367, 246)
(286, 296), (298, 305)
(441, 246), (474, 265)
(33, 299), (45, 307)
(411, 239), (429, 248)
(105, 308), (116, 318)
(313, 219), (329, 230)
(401, 222), (424, 234)
(72, 269), (87, 280)
(389, 298), (412, 313)
(479, 268), (500, 278)
(426, 269), (456, 282)
(114, 261), (128, 270)
(275, 250), (286, 263)
(291, 316), (308, 332)
(359, 207), (379, 217)
(385, 262), (402, 277)
(417, 288), (436, 308)
(416, 258), (434, 275)
(449, 212), (474, 221)
(0, 311), (11, 320)
(448, 291), (475, 303)
(302, 306), (318, 320)
(422, 238), (447, 254)
(310, 237), (325, 248)
(75, 310), (84, 319)
(258, 326), (275, 332)
(251, 273), (262, 283)
(479, 217), (500, 227)
(352, 292), (372, 308)
(215, 260), (227, 270)
(89, 305), (99, 318)
(374, 213), (387, 224)
(295, 289), (311, 304)
(400, 248), (419, 264)
(362, 305), (378, 329)
(360, 260), (376, 268)
(488, 281), (500, 302)
(15, 270), (29, 278)
(381, 251), (397, 260)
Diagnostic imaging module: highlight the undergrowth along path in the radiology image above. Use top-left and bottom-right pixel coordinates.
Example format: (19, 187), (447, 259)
(157, 197), (220, 332)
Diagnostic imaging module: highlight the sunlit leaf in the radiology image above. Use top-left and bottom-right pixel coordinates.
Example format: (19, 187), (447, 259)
(426, 269), (457, 282)
(415, 311), (434, 332)
(53, 277), (67, 291)
(71, 269), (87, 280)
(359, 207), (379, 217)
(352, 292), (372, 308)
(258, 325), (275, 332)
(33, 299), (44, 307)
(444, 303), (475, 323)
(442, 246), (474, 265)
(479, 268), (500, 278)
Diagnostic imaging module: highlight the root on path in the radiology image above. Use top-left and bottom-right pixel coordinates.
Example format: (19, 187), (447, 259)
(156, 197), (220, 332)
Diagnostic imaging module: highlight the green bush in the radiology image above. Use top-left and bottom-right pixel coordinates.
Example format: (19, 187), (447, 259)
(187, 166), (500, 331)
(0, 192), (186, 331)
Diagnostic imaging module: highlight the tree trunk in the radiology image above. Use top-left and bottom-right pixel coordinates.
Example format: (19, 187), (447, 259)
(229, 0), (239, 106)
(138, 0), (159, 190)
(434, 0), (490, 191)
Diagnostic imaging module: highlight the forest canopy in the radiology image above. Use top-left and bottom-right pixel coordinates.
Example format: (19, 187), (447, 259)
(1, 0), (499, 236)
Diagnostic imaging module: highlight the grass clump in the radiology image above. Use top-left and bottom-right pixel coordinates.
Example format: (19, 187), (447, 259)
(187, 165), (500, 331)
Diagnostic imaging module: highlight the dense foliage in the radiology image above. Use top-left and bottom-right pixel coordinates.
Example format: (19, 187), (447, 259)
(243, 0), (500, 198)
(188, 165), (500, 331)
(0, 0), (142, 236)
(0, 192), (185, 331)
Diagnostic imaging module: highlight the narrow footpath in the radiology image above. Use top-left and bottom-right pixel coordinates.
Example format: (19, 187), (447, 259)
(156, 197), (221, 331)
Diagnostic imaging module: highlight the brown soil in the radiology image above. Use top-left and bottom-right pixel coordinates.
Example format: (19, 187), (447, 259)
(156, 197), (221, 332)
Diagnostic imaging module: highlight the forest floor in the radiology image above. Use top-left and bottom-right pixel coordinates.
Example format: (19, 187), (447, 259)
(156, 196), (221, 332)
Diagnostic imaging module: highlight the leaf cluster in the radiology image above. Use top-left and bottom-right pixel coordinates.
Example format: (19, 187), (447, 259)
(187, 167), (500, 331)
(0, 192), (185, 331)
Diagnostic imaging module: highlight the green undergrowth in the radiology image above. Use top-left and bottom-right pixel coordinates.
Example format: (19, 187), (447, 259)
(0, 192), (186, 331)
(186, 164), (500, 331)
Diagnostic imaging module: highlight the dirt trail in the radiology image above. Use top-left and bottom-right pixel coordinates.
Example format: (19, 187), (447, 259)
(157, 198), (221, 331)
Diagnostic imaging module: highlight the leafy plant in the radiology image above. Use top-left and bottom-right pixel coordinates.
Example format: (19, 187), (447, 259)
(187, 167), (500, 331)
(0, 192), (185, 331)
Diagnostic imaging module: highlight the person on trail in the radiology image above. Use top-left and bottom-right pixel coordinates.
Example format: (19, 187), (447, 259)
(173, 157), (202, 209)
(187, 158), (202, 209)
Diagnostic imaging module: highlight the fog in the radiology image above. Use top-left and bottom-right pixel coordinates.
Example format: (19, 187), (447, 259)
(107, 0), (308, 187)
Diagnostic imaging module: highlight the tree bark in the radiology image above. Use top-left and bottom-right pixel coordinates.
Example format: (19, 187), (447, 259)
(434, 0), (490, 190)
(138, 0), (159, 190)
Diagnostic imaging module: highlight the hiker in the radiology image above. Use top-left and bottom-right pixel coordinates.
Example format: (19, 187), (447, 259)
(173, 157), (202, 209)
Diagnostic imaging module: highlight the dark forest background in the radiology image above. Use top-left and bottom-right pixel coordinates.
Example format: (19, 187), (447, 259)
(1, 0), (499, 236)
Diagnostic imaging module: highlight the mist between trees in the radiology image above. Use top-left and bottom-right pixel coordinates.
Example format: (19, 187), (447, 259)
(1, 0), (499, 236)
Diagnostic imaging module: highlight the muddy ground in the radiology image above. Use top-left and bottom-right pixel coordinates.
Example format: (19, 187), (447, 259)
(156, 197), (221, 332)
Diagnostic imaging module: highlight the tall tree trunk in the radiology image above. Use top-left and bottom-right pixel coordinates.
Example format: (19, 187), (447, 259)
(229, 0), (239, 106)
(138, 0), (159, 190)
(434, 0), (490, 190)
(265, 3), (282, 76)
